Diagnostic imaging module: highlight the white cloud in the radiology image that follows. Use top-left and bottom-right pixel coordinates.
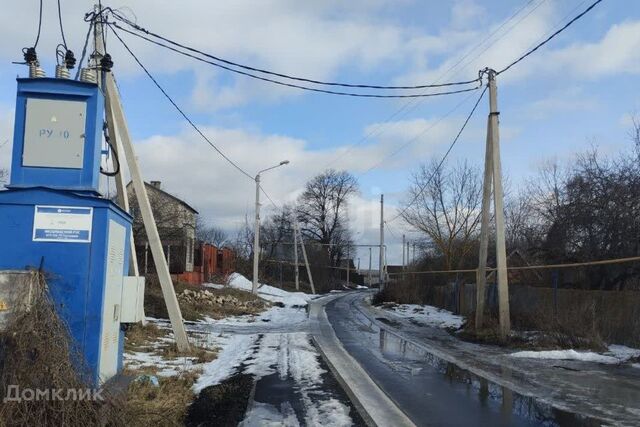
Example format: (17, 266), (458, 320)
(524, 86), (597, 119)
(0, 105), (14, 174)
(544, 20), (640, 79)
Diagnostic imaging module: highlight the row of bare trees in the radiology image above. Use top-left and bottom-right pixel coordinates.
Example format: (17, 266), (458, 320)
(229, 169), (360, 291)
(400, 118), (640, 290)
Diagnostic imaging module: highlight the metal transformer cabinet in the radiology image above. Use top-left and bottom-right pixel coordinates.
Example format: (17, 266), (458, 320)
(9, 78), (103, 194)
(0, 187), (132, 384)
(0, 77), (138, 384)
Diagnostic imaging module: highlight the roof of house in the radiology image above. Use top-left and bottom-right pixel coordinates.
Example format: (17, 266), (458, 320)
(126, 181), (199, 214)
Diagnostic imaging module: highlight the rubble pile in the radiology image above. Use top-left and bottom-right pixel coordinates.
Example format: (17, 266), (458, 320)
(178, 289), (267, 310)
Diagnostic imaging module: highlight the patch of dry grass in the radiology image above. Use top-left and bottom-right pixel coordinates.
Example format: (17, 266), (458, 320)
(161, 343), (218, 364)
(122, 370), (199, 427)
(125, 322), (169, 352)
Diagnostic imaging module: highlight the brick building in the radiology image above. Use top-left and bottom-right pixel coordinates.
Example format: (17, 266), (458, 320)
(127, 181), (235, 285)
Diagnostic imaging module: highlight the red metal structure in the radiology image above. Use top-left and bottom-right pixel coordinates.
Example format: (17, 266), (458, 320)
(178, 243), (236, 285)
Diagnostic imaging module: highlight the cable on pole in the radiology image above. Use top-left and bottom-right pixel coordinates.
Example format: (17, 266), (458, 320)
(75, 21), (94, 79)
(109, 25), (255, 181)
(389, 84), (488, 223)
(110, 23), (481, 99)
(497, 0), (604, 75)
(108, 11), (479, 91)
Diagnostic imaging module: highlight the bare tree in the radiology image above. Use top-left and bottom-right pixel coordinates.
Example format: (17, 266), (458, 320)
(630, 111), (640, 159)
(401, 160), (482, 270)
(261, 204), (294, 260)
(296, 169), (358, 272)
(196, 217), (228, 247)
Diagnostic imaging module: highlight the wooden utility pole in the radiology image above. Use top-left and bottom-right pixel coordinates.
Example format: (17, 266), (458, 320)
(102, 30), (190, 351)
(379, 195), (385, 289)
(476, 69), (510, 338)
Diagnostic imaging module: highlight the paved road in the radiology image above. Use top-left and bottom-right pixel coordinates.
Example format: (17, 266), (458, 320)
(324, 291), (540, 427)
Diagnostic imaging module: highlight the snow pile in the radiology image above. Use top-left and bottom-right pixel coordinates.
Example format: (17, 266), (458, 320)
(226, 273), (315, 307)
(384, 303), (465, 329)
(606, 344), (640, 361)
(511, 345), (640, 365)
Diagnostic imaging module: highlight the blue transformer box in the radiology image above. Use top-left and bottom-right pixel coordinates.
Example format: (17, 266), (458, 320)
(0, 188), (132, 383)
(0, 77), (138, 384)
(9, 78), (104, 194)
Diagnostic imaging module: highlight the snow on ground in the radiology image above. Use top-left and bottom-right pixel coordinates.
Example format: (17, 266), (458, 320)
(124, 348), (202, 377)
(239, 332), (353, 427)
(227, 273), (316, 307)
(383, 303), (465, 329)
(201, 304), (308, 330)
(511, 345), (640, 365)
(193, 334), (258, 392)
(126, 277), (356, 426)
(606, 344), (640, 360)
(123, 319), (215, 376)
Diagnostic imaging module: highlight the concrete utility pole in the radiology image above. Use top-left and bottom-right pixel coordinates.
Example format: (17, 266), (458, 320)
(406, 241), (410, 268)
(476, 69), (510, 338)
(346, 246), (350, 285)
(94, 6), (139, 278)
(368, 247), (372, 286)
(104, 69), (190, 351)
(295, 222), (316, 294)
(293, 220), (300, 291)
(252, 174), (261, 294)
(252, 160), (289, 294)
(379, 195), (385, 289)
(402, 234), (406, 270)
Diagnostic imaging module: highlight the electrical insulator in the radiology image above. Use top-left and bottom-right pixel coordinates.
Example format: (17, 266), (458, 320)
(28, 62), (45, 78)
(55, 64), (70, 79)
(80, 68), (97, 83)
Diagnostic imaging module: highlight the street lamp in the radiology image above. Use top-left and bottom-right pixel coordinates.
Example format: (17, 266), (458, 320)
(252, 160), (290, 294)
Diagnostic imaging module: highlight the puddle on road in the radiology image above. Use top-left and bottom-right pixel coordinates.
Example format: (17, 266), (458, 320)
(378, 329), (604, 427)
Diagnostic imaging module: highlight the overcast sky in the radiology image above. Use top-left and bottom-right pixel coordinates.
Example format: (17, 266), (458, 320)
(0, 0), (639, 266)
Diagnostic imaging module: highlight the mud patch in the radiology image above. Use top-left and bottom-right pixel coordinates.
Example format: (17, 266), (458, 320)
(185, 373), (254, 427)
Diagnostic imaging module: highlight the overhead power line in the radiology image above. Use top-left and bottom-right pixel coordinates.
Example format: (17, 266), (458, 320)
(33, 0), (43, 48)
(497, 0), (604, 75)
(57, 0), (68, 48)
(322, 0), (545, 172)
(109, 11), (479, 91)
(110, 23), (480, 99)
(360, 88), (480, 175)
(389, 84), (488, 223)
(109, 25), (254, 181)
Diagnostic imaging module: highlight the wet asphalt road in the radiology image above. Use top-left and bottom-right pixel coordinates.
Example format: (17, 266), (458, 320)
(324, 292), (540, 427)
